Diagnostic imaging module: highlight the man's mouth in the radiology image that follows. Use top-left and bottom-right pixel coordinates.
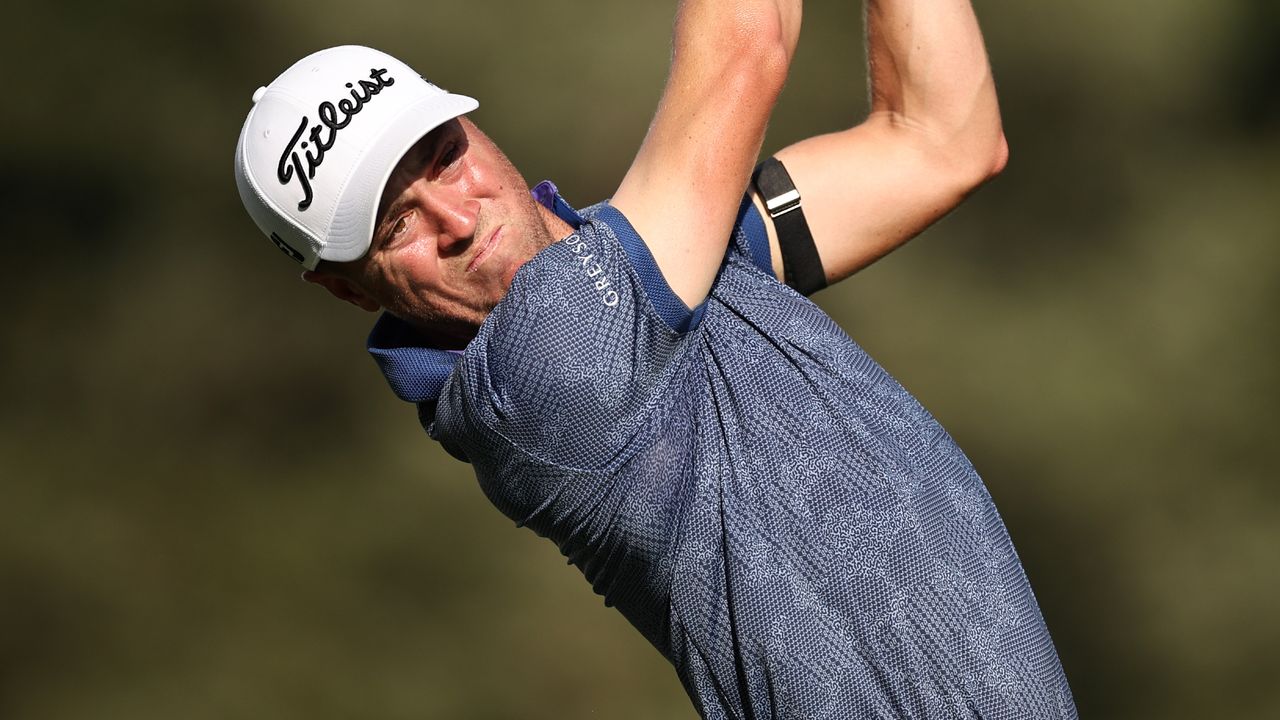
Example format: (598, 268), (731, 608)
(467, 225), (504, 273)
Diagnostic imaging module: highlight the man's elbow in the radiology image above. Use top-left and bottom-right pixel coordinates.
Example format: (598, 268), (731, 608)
(675, 3), (793, 98)
(989, 132), (1010, 179)
(745, 39), (792, 100)
(947, 130), (1008, 194)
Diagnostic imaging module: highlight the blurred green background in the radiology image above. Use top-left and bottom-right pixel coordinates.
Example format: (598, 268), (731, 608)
(2, 0), (1277, 717)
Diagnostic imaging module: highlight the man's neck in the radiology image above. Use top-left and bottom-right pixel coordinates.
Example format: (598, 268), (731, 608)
(536, 200), (576, 243)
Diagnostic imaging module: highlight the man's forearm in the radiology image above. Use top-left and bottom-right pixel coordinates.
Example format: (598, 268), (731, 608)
(865, 0), (1004, 166)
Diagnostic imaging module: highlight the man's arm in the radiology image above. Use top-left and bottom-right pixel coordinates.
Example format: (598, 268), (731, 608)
(758, 0), (1006, 286)
(611, 0), (802, 308)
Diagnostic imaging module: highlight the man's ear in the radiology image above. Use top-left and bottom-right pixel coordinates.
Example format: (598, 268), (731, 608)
(301, 270), (381, 312)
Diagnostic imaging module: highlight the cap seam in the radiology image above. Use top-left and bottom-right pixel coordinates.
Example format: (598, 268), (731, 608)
(241, 135), (323, 266)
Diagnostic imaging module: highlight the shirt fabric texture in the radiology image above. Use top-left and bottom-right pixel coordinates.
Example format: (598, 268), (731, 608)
(368, 182), (1077, 719)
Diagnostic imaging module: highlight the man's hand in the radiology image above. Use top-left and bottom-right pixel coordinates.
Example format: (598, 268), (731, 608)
(759, 0), (1006, 286)
(612, 0), (803, 308)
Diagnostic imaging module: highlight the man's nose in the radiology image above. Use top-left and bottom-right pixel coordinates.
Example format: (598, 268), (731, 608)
(424, 187), (479, 254)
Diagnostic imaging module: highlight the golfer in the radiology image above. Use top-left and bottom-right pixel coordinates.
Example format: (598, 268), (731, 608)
(234, 0), (1077, 716)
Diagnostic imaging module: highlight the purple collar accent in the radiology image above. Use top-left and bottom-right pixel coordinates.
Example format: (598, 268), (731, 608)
(532, 179), (560, 210)
(532, 179), (584, 229)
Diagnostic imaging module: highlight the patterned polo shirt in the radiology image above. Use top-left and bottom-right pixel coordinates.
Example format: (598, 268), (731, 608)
(368, 182), (1076, 719)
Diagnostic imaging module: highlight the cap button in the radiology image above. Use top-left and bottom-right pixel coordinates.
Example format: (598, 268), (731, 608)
(251, 86), (268, 103)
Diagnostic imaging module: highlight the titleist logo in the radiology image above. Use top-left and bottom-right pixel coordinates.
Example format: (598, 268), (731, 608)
(277, 67), (395, 211)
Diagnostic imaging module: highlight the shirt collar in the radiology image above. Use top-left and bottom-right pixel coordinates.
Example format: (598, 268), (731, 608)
(531, 179), (584, 227)
(367, 181), (581, 405)
(366, 313), (460, 403)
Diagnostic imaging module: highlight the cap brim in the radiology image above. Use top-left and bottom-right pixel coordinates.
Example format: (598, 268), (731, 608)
(323, 92), (480, 264)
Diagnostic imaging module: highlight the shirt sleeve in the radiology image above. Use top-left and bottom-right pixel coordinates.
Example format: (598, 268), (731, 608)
(583, 195), (777, 331)
(729, 193), (776, 280)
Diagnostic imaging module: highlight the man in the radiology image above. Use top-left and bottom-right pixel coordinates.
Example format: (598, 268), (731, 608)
(235, 1), (1077, 717)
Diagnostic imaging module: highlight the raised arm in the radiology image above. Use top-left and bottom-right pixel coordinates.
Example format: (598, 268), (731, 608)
(612, 0), (802, 307)
(760, 0), (1006, 286)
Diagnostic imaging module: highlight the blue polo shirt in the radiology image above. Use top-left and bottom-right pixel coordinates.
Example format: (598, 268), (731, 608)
(368, 182), (1076, 719)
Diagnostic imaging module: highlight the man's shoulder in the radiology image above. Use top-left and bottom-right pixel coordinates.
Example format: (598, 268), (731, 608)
(435, 211), (693, 469)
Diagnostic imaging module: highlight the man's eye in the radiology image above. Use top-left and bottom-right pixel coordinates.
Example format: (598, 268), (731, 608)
(439, 143), (461, 168)
(380, 215), (410, 247)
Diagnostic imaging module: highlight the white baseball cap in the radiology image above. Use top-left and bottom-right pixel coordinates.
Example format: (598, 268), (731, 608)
(234, 45), (478, 270)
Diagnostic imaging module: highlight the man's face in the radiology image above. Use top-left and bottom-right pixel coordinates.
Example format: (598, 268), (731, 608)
(331, 117), (562, 346)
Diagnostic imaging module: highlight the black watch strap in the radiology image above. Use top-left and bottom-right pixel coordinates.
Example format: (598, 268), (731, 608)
(752, 157), (827, 295)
